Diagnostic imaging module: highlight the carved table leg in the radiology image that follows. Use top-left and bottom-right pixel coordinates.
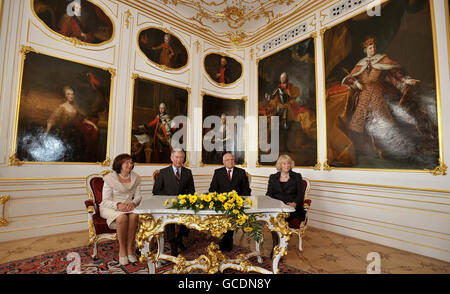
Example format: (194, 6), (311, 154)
(266, 212), (292, 274)
(255, 239), (263, 264)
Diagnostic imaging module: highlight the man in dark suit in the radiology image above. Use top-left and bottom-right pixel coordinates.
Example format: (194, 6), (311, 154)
(152, 150), (195, 256)
(209, 153), (251, 251)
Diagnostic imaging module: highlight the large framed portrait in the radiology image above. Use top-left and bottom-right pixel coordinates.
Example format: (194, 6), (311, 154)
(204, 53), (242, 86)
(32, 0), (114, 45)
(201, 94), (246, 166)
(130, 76), (189, 164)
(257, 37), (317, 167)
(323, 0), (442, 171)
(138, 28), (188, 70)
(13, 48), (112, 164)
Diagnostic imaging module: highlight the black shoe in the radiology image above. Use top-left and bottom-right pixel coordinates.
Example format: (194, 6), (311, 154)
(219, 238), (233, 252)
(177, 236), (187, 251)
(170, 241), (178, 256)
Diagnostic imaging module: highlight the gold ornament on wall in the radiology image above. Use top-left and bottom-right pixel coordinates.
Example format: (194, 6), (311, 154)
(224, 30), (248, 46)
(124, 10), (132, 29)
(426, 159), (448, 176)
(8, 154), (23, 166)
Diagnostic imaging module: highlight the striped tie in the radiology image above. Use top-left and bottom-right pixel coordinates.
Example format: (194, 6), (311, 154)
(176, 168), (181, 184)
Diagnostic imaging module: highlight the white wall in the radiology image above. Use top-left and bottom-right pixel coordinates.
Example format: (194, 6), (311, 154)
(0, 0), (449, 262)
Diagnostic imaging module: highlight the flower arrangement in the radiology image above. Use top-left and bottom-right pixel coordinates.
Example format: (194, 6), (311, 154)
(164, 190), (262, 242)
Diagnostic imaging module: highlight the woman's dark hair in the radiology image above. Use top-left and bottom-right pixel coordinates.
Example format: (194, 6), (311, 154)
(112, 153), (133, 174)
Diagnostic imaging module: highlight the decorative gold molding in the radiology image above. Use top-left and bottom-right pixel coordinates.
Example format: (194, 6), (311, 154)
(0, 195), (10, 226)
(313, 161), (321, 171)
(99, 170), (113, 177)
(8, 154), (23, 166)
(19, 45), (33, 56)
(310, 14), (318, 30)
(426, 160), (448, 176)
(172, 215), (233, 238)
(319, 11), (327, 26)
(224, 30), (248, 46)
(319, 26), (328, 37)
(96, 157), (111, 167)
(323, 160), (332, 171)
(107, 68), (116, 77)
(195, 40), (200, 54)
(62, 36), (85, 46)
(125, 9), (132, 29)
(181, 0), (296, 31)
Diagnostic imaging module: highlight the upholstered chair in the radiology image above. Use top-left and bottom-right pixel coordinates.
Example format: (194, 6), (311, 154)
(84, 172), (117, 259)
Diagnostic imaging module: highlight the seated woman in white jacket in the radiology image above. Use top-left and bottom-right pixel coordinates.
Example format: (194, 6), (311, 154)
(100, 154), (142, 265)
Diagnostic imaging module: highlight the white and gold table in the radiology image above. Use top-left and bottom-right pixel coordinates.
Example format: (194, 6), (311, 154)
(133, 195), (295, 274)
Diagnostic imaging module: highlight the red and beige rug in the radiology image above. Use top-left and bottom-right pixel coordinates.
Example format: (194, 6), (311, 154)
(0, 234), (307, 274)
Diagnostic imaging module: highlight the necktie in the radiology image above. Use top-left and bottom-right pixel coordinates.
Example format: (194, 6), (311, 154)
(176, 168), (181, 184)
(227, 169), (231, 182)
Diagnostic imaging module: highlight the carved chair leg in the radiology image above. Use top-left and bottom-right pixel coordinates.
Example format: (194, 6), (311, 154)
(298, 233), (303, 252)
(92, 240), (99, 260)
(158, 235), (164, 267)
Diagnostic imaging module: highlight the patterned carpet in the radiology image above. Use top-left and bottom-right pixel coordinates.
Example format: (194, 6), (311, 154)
(0, 233), (307, 274)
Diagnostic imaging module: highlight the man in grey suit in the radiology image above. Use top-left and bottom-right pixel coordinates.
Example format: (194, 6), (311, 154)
(152, 150), (195, 256)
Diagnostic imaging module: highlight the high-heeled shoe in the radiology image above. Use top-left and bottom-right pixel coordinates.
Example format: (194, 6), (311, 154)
(119, 256), (129, 265)
(128, 254), (138, 263)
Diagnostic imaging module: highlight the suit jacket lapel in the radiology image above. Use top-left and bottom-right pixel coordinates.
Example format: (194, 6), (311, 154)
(168, 166), (180, 188)
(274, 172), (282, 191)
(230, 168), (238, 186)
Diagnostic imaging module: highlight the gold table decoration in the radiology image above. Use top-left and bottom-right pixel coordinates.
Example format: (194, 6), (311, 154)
(134, 195), (295, 274)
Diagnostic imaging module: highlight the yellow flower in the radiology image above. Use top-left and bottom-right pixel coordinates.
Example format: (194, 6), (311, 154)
(199, 204), (204, 209)
(232, 209), (239, 214)
(218, 195), (227, 203)
(172, 199), (177, 203)
(243, 227), (253, 232)
(223, 202), (233, 210)
(209, 202), (214, 209)
(236, 196), (244, 206)
(179, 199), (186, 205)
(189, 195), (197, 204)
(178, 194), (187, 200)
(236, 218), (246, 225)
(164, 199), (169, 207)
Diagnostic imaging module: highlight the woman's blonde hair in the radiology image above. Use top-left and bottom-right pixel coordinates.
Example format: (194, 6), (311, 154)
(275, 154), (295, 172)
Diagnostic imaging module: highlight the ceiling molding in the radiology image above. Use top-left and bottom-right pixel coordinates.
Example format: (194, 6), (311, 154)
(119, 0), (332, 48)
